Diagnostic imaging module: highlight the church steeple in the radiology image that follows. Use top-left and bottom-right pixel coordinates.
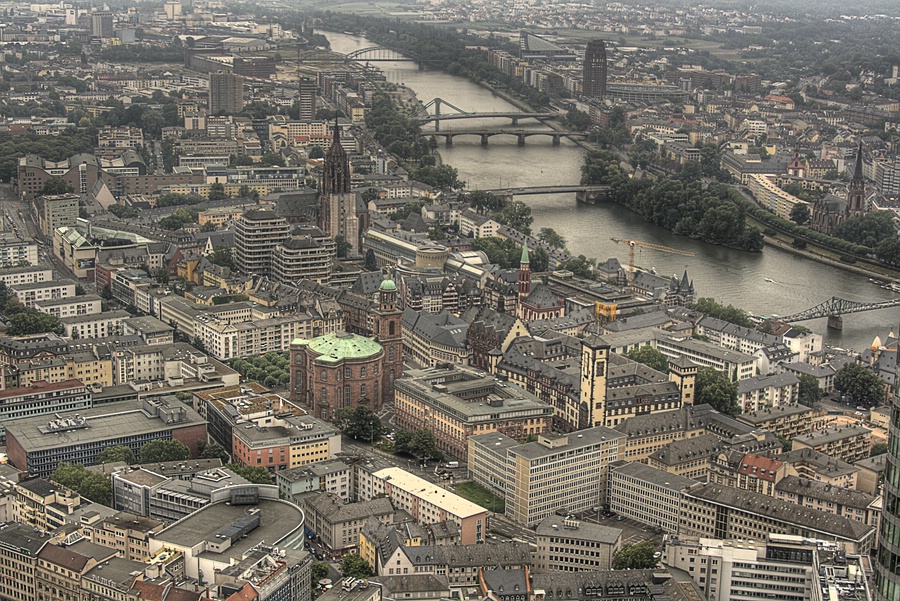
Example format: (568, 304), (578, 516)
(848, 141), (866, 217)
(517, 241), (531, 319)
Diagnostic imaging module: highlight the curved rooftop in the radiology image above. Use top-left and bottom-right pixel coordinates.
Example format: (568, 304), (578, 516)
(380, 279), (397, 291)
(306, 332), (383, 363)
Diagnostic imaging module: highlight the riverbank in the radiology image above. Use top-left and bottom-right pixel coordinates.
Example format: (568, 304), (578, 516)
(759, 233), (900, 284)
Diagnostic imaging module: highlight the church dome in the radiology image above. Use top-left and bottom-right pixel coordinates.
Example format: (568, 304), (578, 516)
(379, 279), (397, 292)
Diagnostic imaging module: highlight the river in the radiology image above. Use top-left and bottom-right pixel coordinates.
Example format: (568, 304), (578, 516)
(325, 32), (899, 352)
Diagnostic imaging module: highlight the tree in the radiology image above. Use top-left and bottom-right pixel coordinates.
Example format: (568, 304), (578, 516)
(798, 374), (822, 406)
(50, 463), (112, 506)
(200, 440), (230, 462)
(612, 540), (658, 570)
(208, 182), (227, 201)
(226, 463), (274, 484)
(695, 367), (741, 417)
(688, 298), (754, 328)
(95, 445), (135, 464)
(208, 247), (235, 270)
(530, 246), (550, 273)
(139, 439), (191, 463)
(312, 562), (331, 583)
(876, 237), (900, 267)
(340, 554), (373, 578)
(333, 406), (383, 442)
(834, 363), (886, 406)
(39, 176), (74, 196)
(365, 249), (378, 271)
(872, 443), (888, 457)
(463, 191), (503, 213)
(625, 347), (669, 374)
(833, 212), (896, 248)
(539, 227), (567, 250)
(200, 222), (217, 232)
(308, 145), (324, 159)
(495, 200), (533, 235)
(335, 235), (352, 259)
(790, 203), (810, 226)
(6, 311), (63, 335)
(393, 428), (442, 461)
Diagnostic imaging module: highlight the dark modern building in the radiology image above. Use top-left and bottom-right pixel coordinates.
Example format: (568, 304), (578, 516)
(582, 40), (608, 99)
(874, 321), (900, 600)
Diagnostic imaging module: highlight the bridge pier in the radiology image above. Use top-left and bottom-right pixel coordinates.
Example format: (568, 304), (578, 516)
(481, 134), (489, 147)
(511, 117), (518, 126)
(517, 134), (526, 147)
(827, 315), (843, 330)
(445, 136), (453, 147)
(552, 134), (561, 146)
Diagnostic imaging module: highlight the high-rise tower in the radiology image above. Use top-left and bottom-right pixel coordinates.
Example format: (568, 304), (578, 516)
(874, 326), (900, 600)
(582, 40), (608, 99)
(209, 72), (244, 115)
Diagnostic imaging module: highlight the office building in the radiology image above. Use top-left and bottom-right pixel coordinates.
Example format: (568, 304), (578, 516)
(230, 412), (341, 473)
(469, 428), (624, 528)
(148, 498), (308, 586)
(272, 232), (336, 285)
(609, 461), (695, 533)
(86, 512), (165, 561)
(0, 380), (91, 439)
(397, 366), (553, 462)
(357, 467), (487, 545)
(34, 294), (102, 318)
(209, 71), (244, 115)
(534, 515), (622, 572)
(35, 193), (79, 236)
(873, 334), (899, 600)
(91, 11), (114, 38)
(233, 209), (290, 275)
(662, 534), (822, 601)
(298, 76), (317, 120)
(276, 459), (353, 502)
(582, 40), (607, 98)
(5, 398), (207, 477)
(15, 477), (83, 532)
(61, 310), (130, 339)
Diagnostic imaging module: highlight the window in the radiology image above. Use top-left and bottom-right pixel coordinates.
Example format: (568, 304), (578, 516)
(344, 386), (351, 407)
(321, 370), (327, 381)
(361, 367), (366, 377)
(389, 322), (396, 336)
(389, 347), (395, 362)
(361, 384), (367, 398)
(321, 388), (327, 403)
(345, 367), (351, 378)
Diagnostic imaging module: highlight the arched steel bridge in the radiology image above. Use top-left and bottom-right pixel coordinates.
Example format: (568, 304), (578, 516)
(779, 295), (900, 329)
(415, 97), (558, 129)
(345, 46), (421, 62)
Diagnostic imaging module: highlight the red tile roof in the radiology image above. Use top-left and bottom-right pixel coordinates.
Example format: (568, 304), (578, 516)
(738, 452), (784, 482)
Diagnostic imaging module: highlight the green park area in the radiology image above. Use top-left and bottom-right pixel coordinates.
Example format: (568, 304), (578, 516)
(452, 482), (505, 513)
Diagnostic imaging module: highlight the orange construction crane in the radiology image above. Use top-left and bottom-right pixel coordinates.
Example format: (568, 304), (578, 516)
(611, 238), (695, 288)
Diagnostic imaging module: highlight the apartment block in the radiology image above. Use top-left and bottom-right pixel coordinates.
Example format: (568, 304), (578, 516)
(303, 493), (394, 557)
(34, 294), (102, 318)
(737, 403), (821, 440)
(10, 279), (76, 308)
(792, 425), (872, 464)
(735, 373), (800, 413)
(233, 208), (290, 276)
(774, 475), (877, 523)
(395, 366), (553, 462)
(0, 523), (52, 601)
(276, 459), (353, 502)
(679, 482), (876, 554)
(0, 265), (52, 287)
(0, 235), (39, 267)
(60, 309), (129, 339)
(85, 512), (165, 561)
(358, 467), (487, 545)
(15, 477), (83, 531)
(609, 461), (695, 533)
(231, 414), (342, 473)
(468, 428), (624, 527)
(534, 515), (622, 572)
